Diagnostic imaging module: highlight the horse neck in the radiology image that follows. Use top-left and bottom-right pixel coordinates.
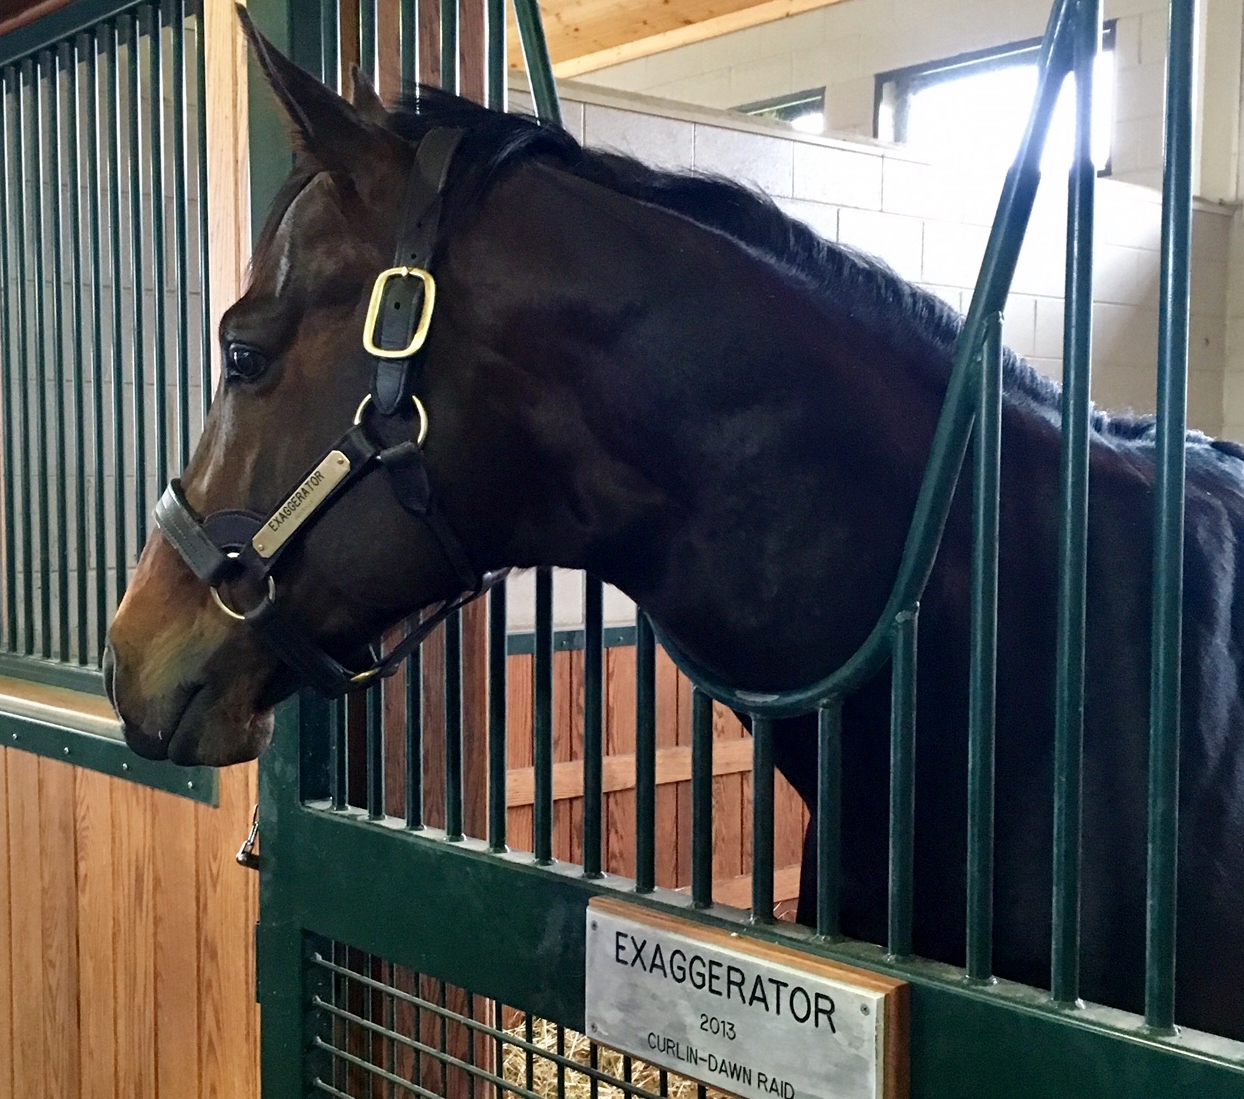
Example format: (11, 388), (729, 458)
(444, 161), (952, 685)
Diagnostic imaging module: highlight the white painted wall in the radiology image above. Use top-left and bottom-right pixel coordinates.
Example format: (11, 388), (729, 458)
(574, 0), (1177, 189)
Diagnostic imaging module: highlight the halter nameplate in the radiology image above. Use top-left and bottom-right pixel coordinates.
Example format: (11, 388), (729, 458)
(252, 450), (352, 558)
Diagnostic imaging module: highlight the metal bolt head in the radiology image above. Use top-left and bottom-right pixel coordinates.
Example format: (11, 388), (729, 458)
(187, 781), (194, 790)
(121, 762), (129, 771)
(63, 746), (70, 756)
(255, 542), (265, 553)
(861, 1004), (870, 1015)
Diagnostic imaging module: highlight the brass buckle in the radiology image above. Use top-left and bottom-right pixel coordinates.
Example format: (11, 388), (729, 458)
(363, 266), (436, 359)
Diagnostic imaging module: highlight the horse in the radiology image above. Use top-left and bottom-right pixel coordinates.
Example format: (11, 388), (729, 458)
(104, 13), (1244, 1039)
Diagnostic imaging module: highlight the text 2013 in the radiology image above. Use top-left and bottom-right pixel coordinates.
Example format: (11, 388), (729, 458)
(700, 1014), (736, 1040)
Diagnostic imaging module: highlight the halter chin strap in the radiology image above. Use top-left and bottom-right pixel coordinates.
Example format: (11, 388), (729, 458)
(154, 126), (507, 698)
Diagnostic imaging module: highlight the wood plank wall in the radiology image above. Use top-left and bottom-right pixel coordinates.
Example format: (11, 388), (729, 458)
(502, 644), (809, 909)
(0, 752), (260, 1099)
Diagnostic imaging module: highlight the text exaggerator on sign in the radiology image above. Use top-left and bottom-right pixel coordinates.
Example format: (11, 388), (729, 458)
(585, 901), (896, 1099)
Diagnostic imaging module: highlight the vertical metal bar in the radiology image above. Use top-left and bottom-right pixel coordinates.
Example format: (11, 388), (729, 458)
(751, 716), (774, 921)
(583, 576), (603, 877)
(533, 566), (553, 864)
(816, 701), (842, 938)
(405, 648), (423, 828)
(1052, 0), (1098, 1003)
(148, 0), (169, 492)
(321, 0), (342, 90)
(0, 68), (18, 651)
(171, 0), (190, 467)
(398, 0), (416, 88)
(485, 0), (505, 111)
(127, 12), (147, 553)
(967, 314), (1003, 982)
(359, 0), (377, 84)
(32, 56), (52, 658)
(367, 684), (384, 820)
(511, 0), (559, 125)
(66, 39), (89, 665)
(86, 32), (108, 654)
(13, 63), (33, 655)
(108, 22), (127, 611)
(889, 607), (918, 958)
(488, 581), (507, 851)
(690, 687), (713, 907)
(48, 47), (70, 663)
(193, 2), (210, 422)
(445, 610), (464, 840)
(634, 612), (656, 893)
(1146, 0), (1195, 1035)
(330, 696), (347, 811)
(440, 0), (458, 95)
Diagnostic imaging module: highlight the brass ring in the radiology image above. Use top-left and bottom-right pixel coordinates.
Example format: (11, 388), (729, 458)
(210, 552), (277, 621)
(352, 393), (429, 446)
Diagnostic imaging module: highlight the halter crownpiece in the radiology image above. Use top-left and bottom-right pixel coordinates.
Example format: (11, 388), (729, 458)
(154, 125), (506, 698)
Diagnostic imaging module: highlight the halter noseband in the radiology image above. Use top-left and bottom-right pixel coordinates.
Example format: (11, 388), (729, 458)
(154, 126), (505, 698)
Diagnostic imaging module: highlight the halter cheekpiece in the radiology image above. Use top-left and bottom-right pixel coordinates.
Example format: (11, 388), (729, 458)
(154, 126), (505, 698)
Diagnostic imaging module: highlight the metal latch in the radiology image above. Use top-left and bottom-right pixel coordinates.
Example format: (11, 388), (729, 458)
(236, 803), (261, 870)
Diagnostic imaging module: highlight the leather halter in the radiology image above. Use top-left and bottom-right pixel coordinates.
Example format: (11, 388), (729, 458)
(154, 126), (505, 698)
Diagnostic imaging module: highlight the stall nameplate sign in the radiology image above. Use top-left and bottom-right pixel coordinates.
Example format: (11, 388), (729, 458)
(585, 898), (908, 1099)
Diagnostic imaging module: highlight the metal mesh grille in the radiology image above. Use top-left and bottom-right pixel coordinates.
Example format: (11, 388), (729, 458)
(309, 945), (732, 1099)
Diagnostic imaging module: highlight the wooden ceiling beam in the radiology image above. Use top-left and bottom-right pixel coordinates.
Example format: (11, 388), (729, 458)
(508, 0), (851, 79)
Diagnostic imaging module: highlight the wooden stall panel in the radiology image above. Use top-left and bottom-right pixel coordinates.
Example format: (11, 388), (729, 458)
(0, 750), (13, 1099)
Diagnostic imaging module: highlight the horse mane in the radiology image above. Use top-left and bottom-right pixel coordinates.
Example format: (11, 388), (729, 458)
(388, 87), (1227, 456)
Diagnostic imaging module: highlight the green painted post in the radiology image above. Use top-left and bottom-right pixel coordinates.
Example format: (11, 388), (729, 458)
(126, 12), (147, 554)
(14, 62), (33, 655)
(148, 1), (169, 491)
(635, 612), (656, 893)
(817, 701), (842, 939)
(1051, 0), (1099, 1006)
(440, 0), (457, 95)
(889, 607), (918, 959)
(751, 716), (775, 921)
(0, 67), (18, 651)
(86, 31), (108, 656)
(583, 576), (604, 877)
(48, 47), (70, 663)
(172, 0), (191, 468)
(445, 609), (464, 840)
(511, 0), (560, 126)
(966, 314), (1003, 982)
(691, 687), (713, 907)
(1146, 0), (1195, 1036)
(486, 0), (504, 111)
(32, 55), (52, 659)
(66, 38), (90, 665)
(107, 22), (128, 612)
(533, 566), (553, 864)
(488, 582), (507, 851)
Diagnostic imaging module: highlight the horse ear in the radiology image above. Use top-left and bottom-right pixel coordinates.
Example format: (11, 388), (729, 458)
(351, 65), (389, 126)
(237, 5), (374, 171)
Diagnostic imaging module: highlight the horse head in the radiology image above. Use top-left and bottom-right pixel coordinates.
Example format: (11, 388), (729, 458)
(105, 16), (536, 764)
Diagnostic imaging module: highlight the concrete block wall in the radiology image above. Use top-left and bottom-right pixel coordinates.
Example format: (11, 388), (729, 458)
(507, 82), (1234, 631)
(575, 0), (1171, 188)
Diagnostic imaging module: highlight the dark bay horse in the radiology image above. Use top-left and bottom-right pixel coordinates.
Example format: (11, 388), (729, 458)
(105, 16), (1244, 1038)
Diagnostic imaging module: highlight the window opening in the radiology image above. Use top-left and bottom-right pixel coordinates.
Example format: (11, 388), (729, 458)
(875, 24), (1116, 175)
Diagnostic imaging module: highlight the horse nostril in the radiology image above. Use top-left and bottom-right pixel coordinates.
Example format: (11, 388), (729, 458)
(102, 641), (118, 709)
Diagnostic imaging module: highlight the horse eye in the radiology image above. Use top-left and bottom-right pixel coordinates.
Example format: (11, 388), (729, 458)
(225, 343), (270, 381)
